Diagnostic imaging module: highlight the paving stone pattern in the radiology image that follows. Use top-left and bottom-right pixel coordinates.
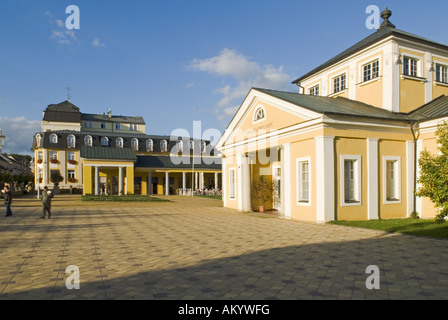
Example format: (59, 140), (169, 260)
(1, 195), (448, 300)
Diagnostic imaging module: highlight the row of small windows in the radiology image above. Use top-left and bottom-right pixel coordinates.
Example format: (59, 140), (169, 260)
(38, 134), (207, 153)
(83, 121), (139, 131)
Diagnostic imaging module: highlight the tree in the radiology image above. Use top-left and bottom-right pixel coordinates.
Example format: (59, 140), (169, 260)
(252, 175), (273, 212)
(50, 170), (64, 187)
(417, 121), (448, 223)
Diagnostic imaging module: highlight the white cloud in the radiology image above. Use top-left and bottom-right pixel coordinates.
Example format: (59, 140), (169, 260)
(46, 11), (78, 46)
(190, 49), (291, 122)
(0, 117), (41, 155)
(92, 38), (105, 47)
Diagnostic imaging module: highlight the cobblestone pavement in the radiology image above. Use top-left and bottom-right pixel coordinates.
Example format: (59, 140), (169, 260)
(0, 195), (447, 300)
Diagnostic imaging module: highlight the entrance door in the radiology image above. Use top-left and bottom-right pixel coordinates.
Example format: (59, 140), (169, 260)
(273, 166), (281, 211)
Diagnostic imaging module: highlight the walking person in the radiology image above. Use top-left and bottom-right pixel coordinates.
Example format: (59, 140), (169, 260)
(2, 185), (12, 217)
(40, 186), (54, 219)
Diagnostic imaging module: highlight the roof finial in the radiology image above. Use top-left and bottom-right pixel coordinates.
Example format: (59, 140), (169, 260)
(379, 7), (396, 30)
(66, 86), (72, 101)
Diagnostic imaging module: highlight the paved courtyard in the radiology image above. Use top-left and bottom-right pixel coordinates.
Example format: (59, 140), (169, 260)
(0, 194), (448, 300)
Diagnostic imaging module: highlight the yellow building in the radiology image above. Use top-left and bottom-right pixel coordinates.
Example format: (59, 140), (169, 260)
(33, 101), (222, 196)
(217, 8), (448, 222)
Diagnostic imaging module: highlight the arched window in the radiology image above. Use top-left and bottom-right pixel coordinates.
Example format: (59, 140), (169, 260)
(84, 135), (93, 147)
(36, 134), (42, 147)
(101, 137), (109, 147)
(146, 139), (153, 152)
(160, 140), (168, 152)
(131, 138), (139, 151)
(116, 138), (124, 148)
(201, 141), (207, 153)
(254, 106), (266, 122)
(189, 140), (194, 150)
(177, 140), (183, 153)
(49, 134), (58, 144)
(67, 135), (76, 148)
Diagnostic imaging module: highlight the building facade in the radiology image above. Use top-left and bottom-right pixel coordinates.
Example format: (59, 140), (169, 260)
(217, 9), (448, 222)
(33, 101), (221, 195)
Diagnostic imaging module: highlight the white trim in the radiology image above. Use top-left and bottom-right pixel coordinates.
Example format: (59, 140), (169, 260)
(382, 156), (401, 205)
(81, 161), (134, 168)
(315, 136), (335, 223)
(358, 55), (382, 84)
(222, 159), (227, 207)
(406, 141), (415, 217)
(253, 105), (266, 124)
(340, 155), (362, 207)
(296, 157), (312, 207)
(229, 167), (236, 201)
(367, 139), (379, 220)
(282, 143), (292, 219)
(415, 140), (424, 217)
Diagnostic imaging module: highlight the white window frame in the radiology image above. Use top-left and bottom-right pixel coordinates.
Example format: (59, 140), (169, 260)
(332, 73), (347, 94)
(402, 54), (423, 78)
(67, 135), (76, 148)
(84, 135), (93, 147)
(131, 138), (139, 151)
(114, 123), (122, 130)
(160, 140), (168, 152)
(50, 151), (58, 160)
(101, 137), (109, 147)
(253, 105), (266, 124)
(383, 156), (401, 204)
(229, 168), (236, 200)
(36, 134), (42, 147)
(308, 85), (320, 96)
(362, 59), (380, 82)
(67, 170), (76, 180)
(49, 134), (58, 144)
(67, 151), (76, 161)
(296, 157), (312, 206)
(84, 121), (93, 129)
(37, 151), (43, 161)
(130, 124), (138, 131)
(100, 122), (107, 129)
(146, 139), (153, 152)
(435, 63), (448, 84)
(116, 138), (124, 148)
(340, 155), (362, 207)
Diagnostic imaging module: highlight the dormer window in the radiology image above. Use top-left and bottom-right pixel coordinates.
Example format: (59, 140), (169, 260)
(101, 137), (109, 147)
(131, 138), (139, 151)
(130, 124), (138, 131)
(177, 140), (183, 153)
(49, 134), (58, 144)
(36, 134), (42, 147)
(116, 138), (124, 148)
(84, 135), (93, 147)
(253, 106), (266, 123)
(100, 122), (107, 129)
(160, 140), (168, 152)
(115, 123), (122, 130)
(332, 74), (347, 94)
(146, 139), (153, 152)
(67, 135), (76, 148)
(201, 141), (207, 153)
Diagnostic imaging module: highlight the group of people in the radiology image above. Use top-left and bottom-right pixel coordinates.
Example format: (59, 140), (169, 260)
(2, 184), (54, 219)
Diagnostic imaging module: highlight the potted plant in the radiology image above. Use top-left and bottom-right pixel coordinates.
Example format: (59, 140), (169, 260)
(50, 159), (59, 164)
(252, 176), (273, 213)
(67, 160), (77, 165)
(37, 159), (43, 164)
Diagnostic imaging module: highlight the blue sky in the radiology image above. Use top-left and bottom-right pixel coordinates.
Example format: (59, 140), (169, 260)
(1, 0), (448, 155)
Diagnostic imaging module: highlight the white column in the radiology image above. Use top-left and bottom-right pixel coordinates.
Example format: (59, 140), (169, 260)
(425, 52), (433, 104)
(147, 171), (152, 195)
(118, 166), (123, 195)
(214, 172), (218, 190)
(195, 172), (198, 190)
(77, 154), (83, 184)
(237, 154), (243, 211)
(281, 144), (292, 219)
(182, 172), (186, 195)
(94, 166), (100, 196)
(222, 158), (227, 207)
(416, 139), (423, 217)
(406, 140), (416, 217)
(43, 150), (48, 186)
(60, 151), (66, 186)
(200, 172), (205, 190)
(315, 136), (335, 223)
(239, 154), (251, 212)
(165, 172), (169, 196)
(367, 138), (379, 220)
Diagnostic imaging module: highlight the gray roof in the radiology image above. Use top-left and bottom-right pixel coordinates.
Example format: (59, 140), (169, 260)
(254, 88), (410, 122)
(136, 155), (221, 170)
(292, 26), (448, 85)
(80, 146), (137, 161)
(81, 113), (146, 125)
(408, 95), (448, 121)
(43, 101), (82, 123)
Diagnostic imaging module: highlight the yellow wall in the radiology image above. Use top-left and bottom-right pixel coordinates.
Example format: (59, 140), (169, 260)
(399, 49), (426, 113)
(356, 80), (383, 108)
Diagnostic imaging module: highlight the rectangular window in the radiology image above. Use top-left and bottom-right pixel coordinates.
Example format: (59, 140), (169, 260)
(100, 122), (107, 129)
(403, 56), (419, 77)
(333, 74), (346, 93)
(115, 123), (122, 130)
(383, 156), (401, 203)
(436, 64), (448, 83)
(297, 158), (311, 204)
(84, 121), (93, 129)
(341, 155), (361, 206)
(37, 151), (43, 160)
(67, 152), (75, 161)
(309, 85), (319, 96)
(229, 168), (236, 200)
(50, 151), (58, 160)
(363, 60), (380, 82)
(130, 124), (138, 131)
(68, 170), (75, 179)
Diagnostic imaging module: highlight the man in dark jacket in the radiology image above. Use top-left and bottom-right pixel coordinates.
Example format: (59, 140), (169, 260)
(41, 186), (54, 219)
(3, 185), (12, 217)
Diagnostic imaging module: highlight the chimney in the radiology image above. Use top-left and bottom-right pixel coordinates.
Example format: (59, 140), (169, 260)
(108, 109), (112, 118)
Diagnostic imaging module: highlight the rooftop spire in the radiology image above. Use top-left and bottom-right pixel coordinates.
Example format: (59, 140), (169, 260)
(379, 7), (396, 30)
